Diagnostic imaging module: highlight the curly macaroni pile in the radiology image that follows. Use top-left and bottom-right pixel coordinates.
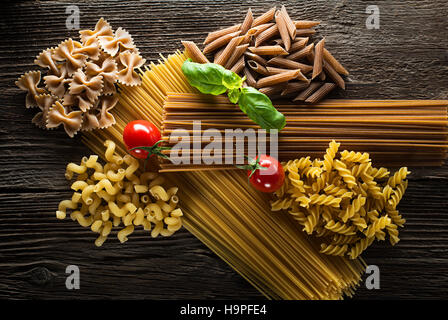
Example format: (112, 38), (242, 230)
(271, 140), (409, 259)
(56, 140), (182, 246)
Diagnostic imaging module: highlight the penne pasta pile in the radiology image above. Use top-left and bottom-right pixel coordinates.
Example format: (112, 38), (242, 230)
(56, 140), (183, 246)
(182, 5), (348, 103)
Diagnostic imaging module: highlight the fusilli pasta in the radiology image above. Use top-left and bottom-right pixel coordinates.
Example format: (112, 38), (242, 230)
(270, 140), (409, 259)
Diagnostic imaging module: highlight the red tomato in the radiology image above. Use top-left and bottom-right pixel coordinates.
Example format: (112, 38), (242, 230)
(123, 120), (161, 159)
(247, 155), (285, 193)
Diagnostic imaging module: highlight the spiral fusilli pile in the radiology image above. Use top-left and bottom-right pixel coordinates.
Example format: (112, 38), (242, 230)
(271, 140), (409, 259)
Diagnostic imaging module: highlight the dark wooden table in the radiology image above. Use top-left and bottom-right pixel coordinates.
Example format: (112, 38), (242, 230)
(1, 0), (447, 300)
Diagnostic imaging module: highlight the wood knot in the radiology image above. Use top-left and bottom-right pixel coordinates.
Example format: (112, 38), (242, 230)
(28, 266), (54, 286)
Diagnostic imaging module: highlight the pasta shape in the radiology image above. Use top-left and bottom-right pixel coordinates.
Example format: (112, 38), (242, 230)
(72, 38), (101, 61)
(81, 108), (101, 131)
(98, 27), (136, 57)
(67, 69), (103, 112)
(116, 51), (146, 86)
(46, 101), (83, 137)
(34, 47), (59, 75)
(15, 71), (47, 108)
(80, 17), (114, 44)
(85, 55), (118, 95)
(53, 38), (87, 75)
(320, 243), (348, 256)
(43, 64), (69, 98)
(32, 94), (58, 129)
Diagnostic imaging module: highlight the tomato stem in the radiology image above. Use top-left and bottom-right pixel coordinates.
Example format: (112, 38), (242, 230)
(129, 140), (172, 170)
(235, 155), (267, 180)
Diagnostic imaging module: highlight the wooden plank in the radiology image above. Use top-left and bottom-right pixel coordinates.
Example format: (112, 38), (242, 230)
(0, 0), (447, 299)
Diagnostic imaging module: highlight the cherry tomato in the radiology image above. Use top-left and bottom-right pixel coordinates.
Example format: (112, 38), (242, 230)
(123, 120), (161, 159)
(247, 155), (285, 193)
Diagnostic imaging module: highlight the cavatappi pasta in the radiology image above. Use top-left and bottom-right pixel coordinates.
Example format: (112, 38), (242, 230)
(56, 139), (183, 246)
(271, 140), (409, 259)
(82, 51), (366, 299)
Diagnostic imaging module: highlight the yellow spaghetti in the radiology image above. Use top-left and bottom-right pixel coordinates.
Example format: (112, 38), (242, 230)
(83, 51), (365, 299)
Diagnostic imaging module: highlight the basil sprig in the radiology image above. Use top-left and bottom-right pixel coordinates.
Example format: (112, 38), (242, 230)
(181, 59), (286, 131)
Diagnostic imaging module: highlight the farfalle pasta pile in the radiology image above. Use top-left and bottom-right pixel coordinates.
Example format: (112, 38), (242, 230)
(15, 18), (146, 137)
(56, 140), (183, 246)
(271, 140), (409, 259)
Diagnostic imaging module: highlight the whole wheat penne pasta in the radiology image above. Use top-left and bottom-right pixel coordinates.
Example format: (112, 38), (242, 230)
(247, 60), (270, 76)
(203, 24), (241, 45)
(306, 49), (315, 64)
(244, 51), (268, 65)
(181, 41), (209, 64)
(323, 48), (349, 75)
(266, 66), (291, 75)
(305, 82), (336, 104)
(312, 37), (325, 79)
(289, 38), (309, 52)
(295, 28), (317, 37)
(266, 67), (310, 83)
(213, 47), (225, 63)
(258, 83), (287, 96)
(294, 20), (321, 28)
(248, 23), (275, 37)
(275, 10), (291, 51)
(252, 7), (276, 27)
(287, 43), (314, 61)
(230, 56), (245, 74)
(215, 35), (245, 66)
(281, 81), (310, 96)
(254, 24), (278, 47)
(270, 38), (283, 46)
(267, 67), (309, 82)
(323, 60), (346, 89)
(225, 43), (249, 69)
(268, 57), (313, 73)
(293, 81), (322, 101)
(280, 5), (297, 39)
(239, 33), (253, 45)
(249, 45), (288, 56)
(319, 71), (327, 81)
(203, 30), (241, 54)
(243, 67), (257, 87)
(240, 8), (254, 34)
(256, 69), (300, 88)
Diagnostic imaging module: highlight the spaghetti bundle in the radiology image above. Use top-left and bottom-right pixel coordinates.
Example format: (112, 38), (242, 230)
(83, 51), (365, 299)
(160, 93), (448, 171)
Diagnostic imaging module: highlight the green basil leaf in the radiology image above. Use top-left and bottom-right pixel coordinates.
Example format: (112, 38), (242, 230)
(238, 87), (286, 130)
(181, 59), (228, 95)
(228, 88), (241, 104)
(222, 72), (243, 90)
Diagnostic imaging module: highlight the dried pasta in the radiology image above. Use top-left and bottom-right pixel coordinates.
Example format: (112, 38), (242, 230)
(82, 51), (366, 299)
(55, 140), (182, 246)
(271, 140), (410, 259)
(16, 18), (143, 136)
(187, 5), (348, 102)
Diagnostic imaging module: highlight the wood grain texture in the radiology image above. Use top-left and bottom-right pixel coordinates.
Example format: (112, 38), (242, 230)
(0, 0), (447, 300)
